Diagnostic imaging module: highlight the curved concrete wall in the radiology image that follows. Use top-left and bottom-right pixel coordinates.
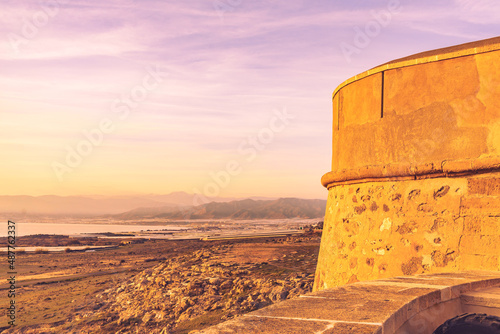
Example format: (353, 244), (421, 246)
(315, 37), (500, 290)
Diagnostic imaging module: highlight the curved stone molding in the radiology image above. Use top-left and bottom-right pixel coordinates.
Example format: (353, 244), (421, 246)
(322, 156), (500, 188)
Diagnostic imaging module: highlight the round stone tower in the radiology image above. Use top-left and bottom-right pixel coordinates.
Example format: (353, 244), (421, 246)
(314, 37), (500, 291)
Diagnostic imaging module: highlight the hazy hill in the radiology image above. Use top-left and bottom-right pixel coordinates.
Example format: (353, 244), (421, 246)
(0, 195), (165, 216)
(114, 198), (327, 220)
(0, 192), (277, 216)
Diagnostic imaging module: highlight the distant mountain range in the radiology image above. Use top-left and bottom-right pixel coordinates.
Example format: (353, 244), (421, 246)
(0, 192), (249, 216)
(114, 198), (327, 220)
(0, 192), (325, 219)
(0, 195), (166, 216)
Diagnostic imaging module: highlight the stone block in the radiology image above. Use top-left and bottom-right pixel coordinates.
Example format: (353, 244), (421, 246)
(341, 73), (382, 128)
(323, 323), (381, 334)
(196, 315), (332, 334)
(459, 236), (500, 256)
(460, 196), (500, 216)
(468, 178), (500, 195)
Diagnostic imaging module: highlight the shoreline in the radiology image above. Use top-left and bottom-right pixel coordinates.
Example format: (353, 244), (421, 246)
(0, 218), (321, 240)
(0, 232), (322, 333)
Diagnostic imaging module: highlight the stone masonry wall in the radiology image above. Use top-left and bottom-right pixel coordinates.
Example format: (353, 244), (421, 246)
(314, 173), (500, 290)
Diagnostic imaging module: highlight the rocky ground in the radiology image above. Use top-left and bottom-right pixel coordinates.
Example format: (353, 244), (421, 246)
(1, 231), (321, 334)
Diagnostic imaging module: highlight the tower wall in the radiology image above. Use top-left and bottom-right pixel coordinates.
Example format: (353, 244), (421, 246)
(315, 37), (500, 291)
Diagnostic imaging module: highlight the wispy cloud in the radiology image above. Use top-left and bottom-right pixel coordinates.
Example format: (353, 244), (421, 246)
(1, 0), (499, 197)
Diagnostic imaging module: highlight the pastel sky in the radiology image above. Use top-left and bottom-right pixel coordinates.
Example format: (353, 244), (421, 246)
(1, 0), (500, 199)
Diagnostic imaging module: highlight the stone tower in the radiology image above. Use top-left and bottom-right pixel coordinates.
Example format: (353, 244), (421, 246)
(314, 36), (500, 291)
